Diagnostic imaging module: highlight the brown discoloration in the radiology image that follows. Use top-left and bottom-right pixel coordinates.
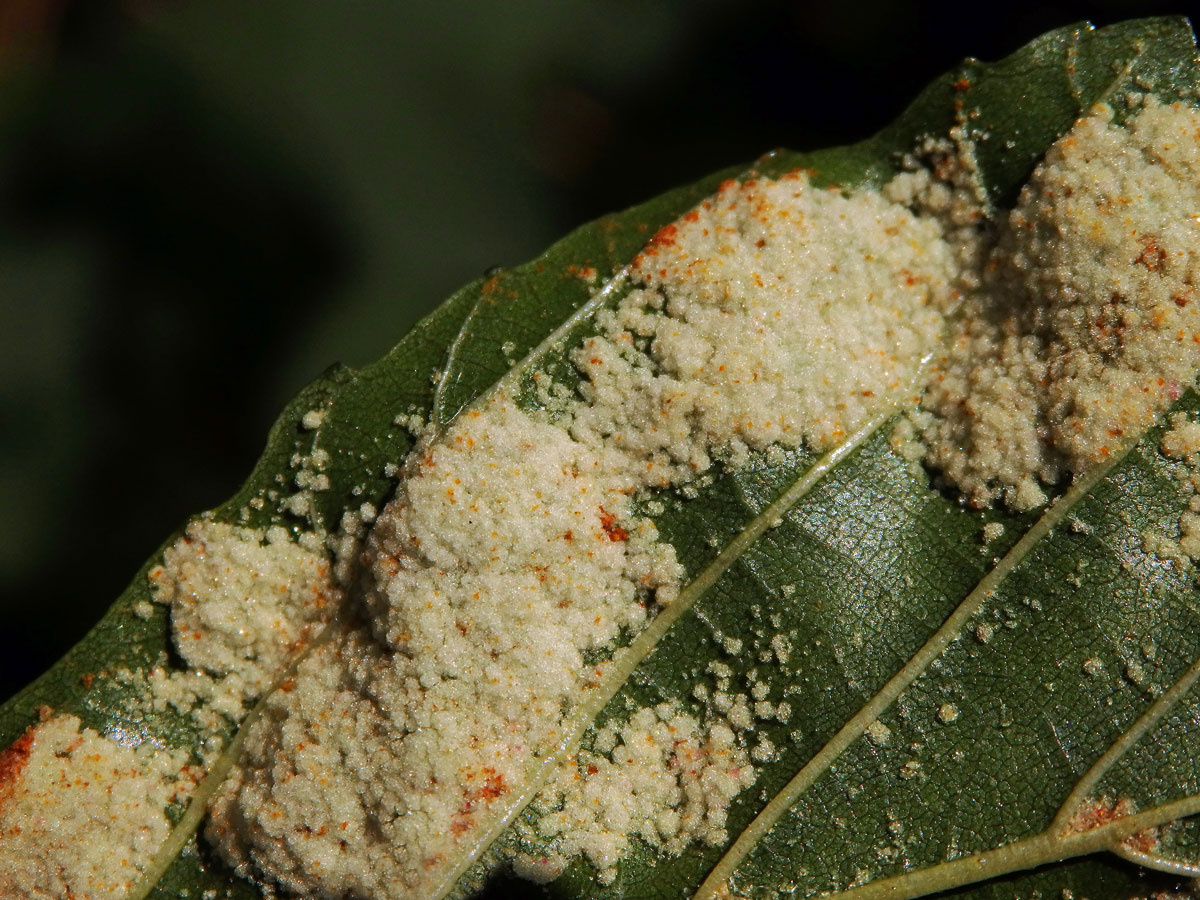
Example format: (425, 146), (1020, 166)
(1063, 795), (1138, 836)
(1121, 825), (1160, 855)
(598, 507), (628, 542)
(0, 724), (37, 805)
(1136, 235), (1166, 271)
(449, 768), (509, 837)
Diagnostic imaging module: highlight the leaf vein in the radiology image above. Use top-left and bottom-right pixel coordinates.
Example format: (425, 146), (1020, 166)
(694, 444), (1139, 900)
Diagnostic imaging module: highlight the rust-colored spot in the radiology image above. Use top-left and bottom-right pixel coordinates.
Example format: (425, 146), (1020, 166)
(0, 723), (39, 806)
(1063, 795), (1137, 836)
(598, 507), (628, 542)
(476, 769), (507, 802)
(1136, 235), (1166, 271)
(647, 223), (679, 249)
(1123, 826), (1160, 855)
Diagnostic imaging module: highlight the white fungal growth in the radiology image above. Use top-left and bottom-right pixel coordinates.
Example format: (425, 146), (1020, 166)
(207, 396), (685, 899)
(206, 99), (1200, 898)
(301, 408), (327, 430)
(149, 519), (340, 694)
(1143, 412), (1200, 566)
(568, 171), (962, 476)
(0, 714), (194, 900)
(205, 142), (973, 899)
(518, 704), (755, 885)
(918, 100), (1200, 508)
(866, 720), (892, 746)
(1161, 412), (1200, 459)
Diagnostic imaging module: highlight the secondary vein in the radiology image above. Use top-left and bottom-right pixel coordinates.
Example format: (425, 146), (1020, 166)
(693, 444), (1136, 900)
(803, 645), (1200, 900)
(124, 610), (351, 900)
(1053, 650), (1200, 834)
(426, 398), (907, 900)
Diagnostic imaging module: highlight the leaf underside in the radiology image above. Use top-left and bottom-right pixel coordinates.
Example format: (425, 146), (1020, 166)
(5, 16), (1200, 900)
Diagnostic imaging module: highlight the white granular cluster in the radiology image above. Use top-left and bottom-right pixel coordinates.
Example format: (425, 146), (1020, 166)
(0, 522), (341, 898)
(0, 714), (194, 900)
(569, 171), (963, 479)
(361, 397), (682, 657)
(149, 519), (340, 693)
(918, 100), (1200, 509)
(1161, 412), (1200, 460)
(207, 395), (683, 898)
(515, 703), (755, 885)
(1143, 412), (1200, 565)
(207, 166), (965, 898)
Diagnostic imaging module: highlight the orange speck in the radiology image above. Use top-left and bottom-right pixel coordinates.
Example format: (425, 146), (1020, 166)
(598, 507), (629, 542)
(0, 724), (38, 798)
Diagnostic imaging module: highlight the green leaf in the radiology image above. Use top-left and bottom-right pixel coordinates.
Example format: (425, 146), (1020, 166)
(5, 16), (1200, 900)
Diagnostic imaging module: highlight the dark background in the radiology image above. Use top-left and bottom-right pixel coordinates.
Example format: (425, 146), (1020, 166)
(0, 0), (1190, 701)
